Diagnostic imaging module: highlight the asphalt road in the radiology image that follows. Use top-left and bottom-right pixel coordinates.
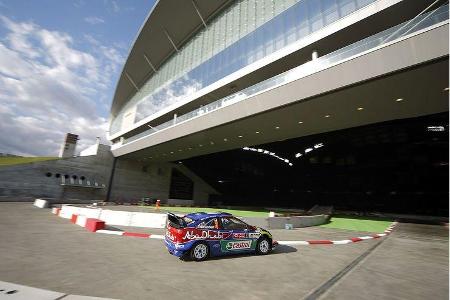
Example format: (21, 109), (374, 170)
(0, 203), (447, 300)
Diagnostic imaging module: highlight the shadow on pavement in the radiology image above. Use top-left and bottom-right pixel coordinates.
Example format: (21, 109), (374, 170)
(185, 244), (298, 262)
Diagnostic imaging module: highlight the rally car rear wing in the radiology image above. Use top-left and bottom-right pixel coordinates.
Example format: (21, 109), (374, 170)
(167, 212), (186, 228)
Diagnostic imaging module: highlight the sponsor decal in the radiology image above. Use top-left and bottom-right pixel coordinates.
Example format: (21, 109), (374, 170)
(220, 240), (256, 252)
(166, 231), (176, 241)
(183, 230), (231, 241)
(248, 232), (261, 238)
(232, 232), (247, 239)
(197, 225), (215, 229)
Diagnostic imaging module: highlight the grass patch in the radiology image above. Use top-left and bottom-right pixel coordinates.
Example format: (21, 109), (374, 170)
(320, 215), (393, 233)
(0, 157), (58, 167)
(144, 206), (272, 217)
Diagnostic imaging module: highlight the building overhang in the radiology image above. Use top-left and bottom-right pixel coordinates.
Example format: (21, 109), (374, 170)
(111, 23), (449, 161)
(109, 0), (446, 141)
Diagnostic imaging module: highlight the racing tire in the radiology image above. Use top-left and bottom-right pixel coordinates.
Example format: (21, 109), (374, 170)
(256, 236), (271, 255)
(190, 241), (209, 261)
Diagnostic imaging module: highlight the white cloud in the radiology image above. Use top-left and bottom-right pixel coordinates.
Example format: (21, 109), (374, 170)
(111, 1), (120, 13)
(73, 0), (85, 8)
(84, 16), (105, 25)
(0, 16), (125, 156)
(103, 0), (120, 13)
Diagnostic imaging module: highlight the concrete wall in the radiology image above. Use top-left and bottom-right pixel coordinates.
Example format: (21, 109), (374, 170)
(267, 215), (330, 229)
(0, 146), (113, 202)
(109, 159), (172, 203)
(109, 159), (218, 204)
(0, 147), (217, 205)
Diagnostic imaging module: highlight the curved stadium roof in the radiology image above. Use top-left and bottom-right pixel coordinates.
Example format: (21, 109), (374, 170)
(110, 0), (232, 117)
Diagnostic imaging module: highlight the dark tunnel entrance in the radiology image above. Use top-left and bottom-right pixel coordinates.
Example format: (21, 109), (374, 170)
(180, 113), (449, 216)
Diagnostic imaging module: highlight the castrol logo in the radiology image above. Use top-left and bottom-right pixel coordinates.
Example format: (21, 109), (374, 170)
(225, 240), (252, 250)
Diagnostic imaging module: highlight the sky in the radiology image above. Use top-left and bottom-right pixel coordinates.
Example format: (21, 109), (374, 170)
(0, 0), (156, 156)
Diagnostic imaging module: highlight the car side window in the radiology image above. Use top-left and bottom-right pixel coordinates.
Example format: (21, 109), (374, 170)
(220, 217), (247, 230)
(197, 218), (219, 229)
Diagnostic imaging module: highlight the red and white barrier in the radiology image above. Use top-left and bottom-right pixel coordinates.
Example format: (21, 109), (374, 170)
(33, 199), (49, 208)
(51, 208), (398, 246)
(75, 215), (87, 227)
(58, 205), (167, 228)
(85, 218), (105, 232)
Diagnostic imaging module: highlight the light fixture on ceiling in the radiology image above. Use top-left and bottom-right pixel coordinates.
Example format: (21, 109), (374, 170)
(444, 87), (449, 91)
(298, 121), (304, 124)
(275, 126), (280, 129)
(324, 115), (330, 118)
(170, 151), (174, 154)
(178, 149), (182, 152)
(255, 131), (260, 134)
(223, 138), (228, 142)
(395, 98), (404, 102)
(238, 135), (243, 138)
(357, 107), (364, 111)
(199, 144), (203, 147)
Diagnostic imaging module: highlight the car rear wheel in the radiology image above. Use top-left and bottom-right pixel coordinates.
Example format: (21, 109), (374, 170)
(256, 236), (270, 255)
(190, 242), (209, 261)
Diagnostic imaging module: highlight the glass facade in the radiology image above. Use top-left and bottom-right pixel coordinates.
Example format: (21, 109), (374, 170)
(120, 4), (448, 145)
(111, 0), (378, 135)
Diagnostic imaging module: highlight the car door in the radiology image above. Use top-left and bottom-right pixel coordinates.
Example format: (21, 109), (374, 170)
(196, 217), (222, 256)
(219, 217), (256, 254)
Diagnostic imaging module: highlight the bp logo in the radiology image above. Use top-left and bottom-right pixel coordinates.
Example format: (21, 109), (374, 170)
(225, 240), (252, 251)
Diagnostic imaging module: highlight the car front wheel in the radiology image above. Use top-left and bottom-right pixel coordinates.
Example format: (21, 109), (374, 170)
(190, 242), (209, 261)
(256, 236), (270, 255)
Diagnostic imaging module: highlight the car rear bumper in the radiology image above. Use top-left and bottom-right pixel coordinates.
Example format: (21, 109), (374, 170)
(165, 238), (188, 257)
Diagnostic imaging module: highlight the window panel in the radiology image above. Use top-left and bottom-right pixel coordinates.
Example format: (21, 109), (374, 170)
(308, 0), (323, 32)
(338, 0), (357, 17)
(113, 0), (373, 131)
(322, 0), (339, 25)
(356, 0), (374, 9)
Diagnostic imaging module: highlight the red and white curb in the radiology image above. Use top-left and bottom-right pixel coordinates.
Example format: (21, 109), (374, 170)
(96, 229), (165, 240)
(52, 208), (397, 245)
(277, 222), (398, 246)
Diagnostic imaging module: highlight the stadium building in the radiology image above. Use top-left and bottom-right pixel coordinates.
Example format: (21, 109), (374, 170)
(105, 0), (449, 215)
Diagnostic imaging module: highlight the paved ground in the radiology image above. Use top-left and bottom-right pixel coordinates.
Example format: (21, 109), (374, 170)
(0, 203), (447, 300)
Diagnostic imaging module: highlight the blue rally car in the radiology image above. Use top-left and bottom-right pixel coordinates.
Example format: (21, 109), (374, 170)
(165, 212), (277, 261)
